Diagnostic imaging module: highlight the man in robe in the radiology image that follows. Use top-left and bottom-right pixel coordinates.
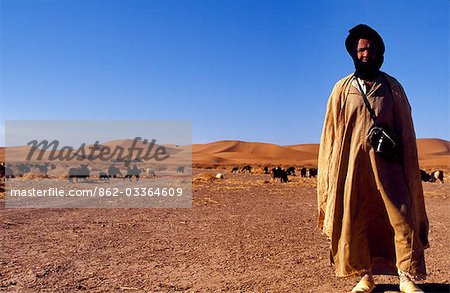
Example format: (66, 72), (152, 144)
(317, 24), (429, 293)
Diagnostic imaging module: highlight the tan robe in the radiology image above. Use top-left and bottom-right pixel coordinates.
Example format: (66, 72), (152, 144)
(317, 72), (429, 278)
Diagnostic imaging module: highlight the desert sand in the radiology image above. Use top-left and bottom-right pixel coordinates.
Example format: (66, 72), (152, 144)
(0, 138), (449, 292)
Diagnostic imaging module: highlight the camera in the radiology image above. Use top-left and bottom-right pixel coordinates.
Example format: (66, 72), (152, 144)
(367, 125), (397, 159)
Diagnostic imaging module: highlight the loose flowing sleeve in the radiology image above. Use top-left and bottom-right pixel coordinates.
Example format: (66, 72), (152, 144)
(317, 76), (351, 236)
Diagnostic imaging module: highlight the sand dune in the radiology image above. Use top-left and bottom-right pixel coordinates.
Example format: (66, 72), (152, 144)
(3, 146), (36, 161)
(417, 139), (450, 155)
(192, 140), (316, 165)
(193, 138), (450, 168)
(1, 138), (449, 168)
(94, 139), (184, 156)
(1, 139), (185, 163)
(284, 144), (319, 155)
(415, 139), (450, 168)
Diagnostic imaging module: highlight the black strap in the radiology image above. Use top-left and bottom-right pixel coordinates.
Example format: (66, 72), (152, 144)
(355, 77), (378, 126)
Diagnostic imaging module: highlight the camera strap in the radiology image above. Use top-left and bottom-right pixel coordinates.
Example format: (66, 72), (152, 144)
(354, 75), (397, 156)
(355, 77), (379, 126)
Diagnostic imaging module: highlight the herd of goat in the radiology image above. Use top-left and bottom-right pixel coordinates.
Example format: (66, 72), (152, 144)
(420, 169), (444, 183)
(236, 165), (444, 184)
(231, 165), (318, 183)
(0, 163), (182, 183)
(0, 162), (445, 184)
(67, 164), (164, 183)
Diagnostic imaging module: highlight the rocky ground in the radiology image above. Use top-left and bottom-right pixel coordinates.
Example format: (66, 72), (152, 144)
(1, 169), (449, 292)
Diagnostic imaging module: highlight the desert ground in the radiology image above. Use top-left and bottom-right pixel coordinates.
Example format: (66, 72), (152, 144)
(1, 139), (449, 292)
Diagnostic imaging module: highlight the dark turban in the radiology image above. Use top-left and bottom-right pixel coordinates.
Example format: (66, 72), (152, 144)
(345, 24), (385, 80)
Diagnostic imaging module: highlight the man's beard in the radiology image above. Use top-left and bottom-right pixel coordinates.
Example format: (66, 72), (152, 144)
(353, 59), (381, 81)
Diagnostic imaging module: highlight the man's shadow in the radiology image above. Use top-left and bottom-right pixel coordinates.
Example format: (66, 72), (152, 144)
(374, 283), (449, 292)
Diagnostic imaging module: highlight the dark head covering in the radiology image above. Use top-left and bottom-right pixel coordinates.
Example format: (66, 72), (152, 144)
(345, 24), (385, 80)
(345, 24), (385, 57)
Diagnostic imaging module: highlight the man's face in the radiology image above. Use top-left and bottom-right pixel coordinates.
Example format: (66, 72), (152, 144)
(356, 38), (377, 63)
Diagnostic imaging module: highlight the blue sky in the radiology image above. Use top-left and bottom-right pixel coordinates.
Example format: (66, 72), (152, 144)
(1, 0), (448, 145)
